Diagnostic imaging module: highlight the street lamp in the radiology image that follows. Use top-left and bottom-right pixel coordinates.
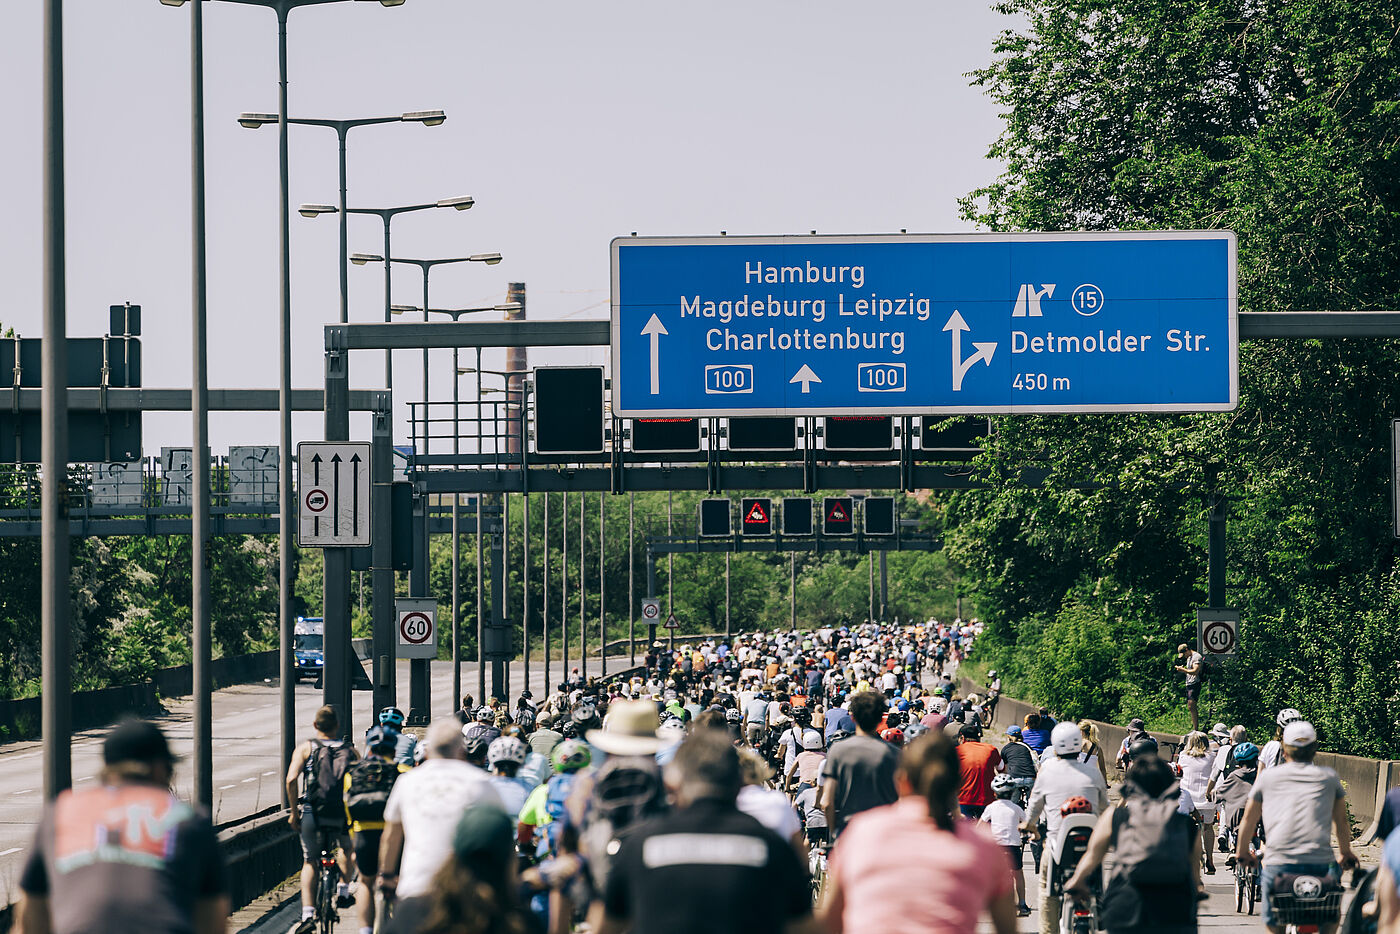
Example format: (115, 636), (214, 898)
(239, 110), (446, 324)
(301, 198), (475, 389)
(160, 0), (407, 807)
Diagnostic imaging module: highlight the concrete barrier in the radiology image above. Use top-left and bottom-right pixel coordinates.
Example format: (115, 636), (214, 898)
(218, 807), (302, 913)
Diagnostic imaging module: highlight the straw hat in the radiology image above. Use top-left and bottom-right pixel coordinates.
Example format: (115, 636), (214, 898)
(586, 699), (665, 756)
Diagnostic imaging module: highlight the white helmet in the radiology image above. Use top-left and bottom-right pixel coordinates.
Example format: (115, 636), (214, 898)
(487, 736), (528, 767)
(1050, 721), (1082, 755)
(1276, 708), (1304, 729)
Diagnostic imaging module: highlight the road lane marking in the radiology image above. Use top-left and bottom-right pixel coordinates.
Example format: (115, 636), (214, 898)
(0, 847), (22, 857)
(241, 777), (257, 783)
(219, 785), (236, 790)
(262, 771), (276, 776)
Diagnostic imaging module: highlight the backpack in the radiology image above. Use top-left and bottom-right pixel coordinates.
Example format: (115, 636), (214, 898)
(344, 758), (401, 824)
(1111, 781), (1194, 886)
(305, 740), (354, 824)
(542, 771), (581, 855)
(579, 756), (667, 893)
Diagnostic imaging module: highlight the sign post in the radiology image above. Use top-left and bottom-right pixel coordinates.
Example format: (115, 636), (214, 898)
(396, 597), (438, 660)
(664, 612), (679, 651)
(641, 598), (660, 647)
(613, 232), (1237, 417)
(1196, 608), (1239, 662)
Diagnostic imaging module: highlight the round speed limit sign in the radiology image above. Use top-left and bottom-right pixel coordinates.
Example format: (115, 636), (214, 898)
(1202, 620), (1236, 655)
(399, 611), (433, 645)
(641, 599), (660, 621)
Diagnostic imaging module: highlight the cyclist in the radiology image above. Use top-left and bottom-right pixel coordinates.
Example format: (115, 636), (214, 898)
(343, 726), (408, 934)
(377, 706), (417, 766)
(981, 773), (1031, 917)
(463, 706), (502, 748)
(999, 725), (1038, 805)
(1022, 721), (1109, 934)
(1236, 720), (1358, 934)
(1259, 707), (1303, 770)
(486, 735), (534, 817)
(16, 720), (229, 934)
(1213, 741), (1260, 867)
(284, 705), (358, 934)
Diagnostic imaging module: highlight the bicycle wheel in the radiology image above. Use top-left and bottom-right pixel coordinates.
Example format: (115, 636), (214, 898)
(320, 861), (339, 934)
(1247, 870), (1258, 916)
(1235, 869), (1245, 912)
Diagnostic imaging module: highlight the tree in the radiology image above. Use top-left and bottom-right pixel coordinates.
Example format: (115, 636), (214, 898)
(953, 0), (1400, 747)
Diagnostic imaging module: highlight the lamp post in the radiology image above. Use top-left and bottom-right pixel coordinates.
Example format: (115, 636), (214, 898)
(303, 201), (472, 722)
(384, 303), (518, 706)
(237, 111), (445, 325)
(301, 198), (474, 389)
(161, 0), (407, 806)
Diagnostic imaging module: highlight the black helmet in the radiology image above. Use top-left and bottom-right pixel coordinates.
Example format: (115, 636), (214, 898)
(1127, 737), (1160, 762)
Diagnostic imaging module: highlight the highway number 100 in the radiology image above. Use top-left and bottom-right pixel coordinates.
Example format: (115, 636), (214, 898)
(705, 364), (754, 394)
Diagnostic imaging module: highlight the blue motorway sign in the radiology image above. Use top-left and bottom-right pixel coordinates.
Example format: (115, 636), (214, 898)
(611, 232), (1237, 416)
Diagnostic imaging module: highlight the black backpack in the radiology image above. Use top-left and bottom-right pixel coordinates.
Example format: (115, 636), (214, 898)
(580, 756), (668, 892)
(344, 758), (401, 824)
(305, 740), (354, 824)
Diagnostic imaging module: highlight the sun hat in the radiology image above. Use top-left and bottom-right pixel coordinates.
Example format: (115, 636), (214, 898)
(586, 698), (664, 756)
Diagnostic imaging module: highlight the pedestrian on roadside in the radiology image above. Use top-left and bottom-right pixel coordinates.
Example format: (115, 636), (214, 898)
(1173, 643), (1203, 733)
(16, 720), (229, 934)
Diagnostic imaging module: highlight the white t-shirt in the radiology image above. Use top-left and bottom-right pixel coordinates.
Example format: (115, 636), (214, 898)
(736, 784), (801, 841)
(1184, 651), (1203, 685)
(979, 799), (1025, 846)
(383, 758), (504, 898)
(880, 672), (899, 691)
(1259, 739), (1285, 770)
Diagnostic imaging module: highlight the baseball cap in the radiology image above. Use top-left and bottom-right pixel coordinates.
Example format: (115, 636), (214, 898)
(1282, 720), (1317, 747)
(103, 719), (179, 766)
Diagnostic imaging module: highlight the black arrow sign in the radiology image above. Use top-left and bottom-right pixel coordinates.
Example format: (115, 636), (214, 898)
(331, 454), (342, 536)
(351, 453), (362, 536)
(310, 453), (323, 535)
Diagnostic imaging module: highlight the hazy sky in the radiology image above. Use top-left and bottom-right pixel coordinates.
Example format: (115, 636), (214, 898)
(1, 1), (1012, 456)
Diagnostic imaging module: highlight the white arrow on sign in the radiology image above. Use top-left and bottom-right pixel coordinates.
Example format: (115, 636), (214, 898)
(641, 314), (668, 395)
(943, 310), (997, 391)
(789, 364), (821, 394)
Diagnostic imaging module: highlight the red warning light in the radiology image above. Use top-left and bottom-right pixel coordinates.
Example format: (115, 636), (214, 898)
(741, 497), (772, 535)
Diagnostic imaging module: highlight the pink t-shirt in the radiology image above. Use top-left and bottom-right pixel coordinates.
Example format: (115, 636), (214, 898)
(828, 796), (1013, 934)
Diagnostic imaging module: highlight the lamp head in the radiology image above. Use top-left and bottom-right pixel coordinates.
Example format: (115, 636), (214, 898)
(159, 0), (187, 7)
(470, 253), (503, 265)
(389, 305), (418, 316)
(350, 253), (384, 266)
(298, 204), (337, 218)
(378, 0), (406, 6)
(494, 303), (523, 313)
(403, 110), (446, 127)
(237, 113), (278, 129)
(439, 196), (475, 211)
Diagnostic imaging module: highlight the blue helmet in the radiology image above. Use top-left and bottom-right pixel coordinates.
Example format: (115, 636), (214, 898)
(378, 706), (406, 730)
(1233, 742), (1260, 764)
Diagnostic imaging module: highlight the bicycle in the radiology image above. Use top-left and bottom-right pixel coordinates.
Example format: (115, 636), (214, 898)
(314, 830), (345, 934)
(1229, 827), (1261, 915)
(808, 839), (829, 906)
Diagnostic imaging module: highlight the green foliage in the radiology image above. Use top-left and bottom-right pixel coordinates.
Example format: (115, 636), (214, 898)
(956, 0), (1400, 755)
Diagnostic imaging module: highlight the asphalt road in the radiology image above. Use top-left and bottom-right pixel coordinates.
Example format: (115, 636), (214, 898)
(0, 654), (622, 901)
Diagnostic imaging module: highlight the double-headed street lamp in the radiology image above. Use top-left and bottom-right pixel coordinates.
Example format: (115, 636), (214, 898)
(238, 111), (445, 325)
(300, 199), (475, 388)
(156, 0), (406, 809)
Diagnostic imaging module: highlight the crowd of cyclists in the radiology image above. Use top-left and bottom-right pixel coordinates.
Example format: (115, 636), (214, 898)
(13, 616), (1392, 934)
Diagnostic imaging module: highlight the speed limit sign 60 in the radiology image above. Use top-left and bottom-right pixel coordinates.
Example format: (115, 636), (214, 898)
(1196, 609), (1239, 658)
(395, 598), (438, 659)
(641, 598), (661, 622)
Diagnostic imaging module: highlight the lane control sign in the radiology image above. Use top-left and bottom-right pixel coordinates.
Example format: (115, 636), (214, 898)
(396, 598), (438, 659)
(824, 496), (854, 535)
(297, 441), (372, 547)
